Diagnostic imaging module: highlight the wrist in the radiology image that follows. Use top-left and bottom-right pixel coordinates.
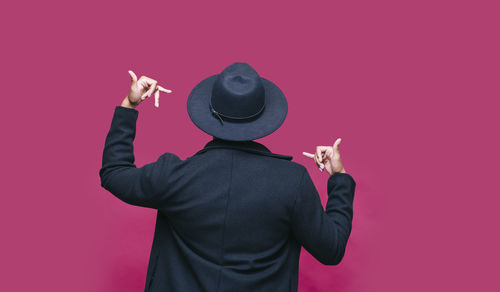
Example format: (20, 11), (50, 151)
(332, 168), (346, 175)
(121, 96), (138, 109)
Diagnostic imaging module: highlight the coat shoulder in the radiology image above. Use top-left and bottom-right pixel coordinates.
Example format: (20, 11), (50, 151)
(261, 155), (307, 176)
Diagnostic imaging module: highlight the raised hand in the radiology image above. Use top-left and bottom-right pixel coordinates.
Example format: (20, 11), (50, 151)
(302, 138), (347, 175)
(127, 70), (172, 108)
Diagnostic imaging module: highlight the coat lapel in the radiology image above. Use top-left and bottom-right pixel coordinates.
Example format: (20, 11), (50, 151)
(193, 137), (293, 160)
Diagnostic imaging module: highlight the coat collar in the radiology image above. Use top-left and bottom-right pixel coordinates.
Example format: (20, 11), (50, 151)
(194, 137), (293, 160)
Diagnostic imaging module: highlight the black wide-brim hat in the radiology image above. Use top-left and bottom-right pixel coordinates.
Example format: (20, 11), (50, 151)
(187, 62), (288, 141)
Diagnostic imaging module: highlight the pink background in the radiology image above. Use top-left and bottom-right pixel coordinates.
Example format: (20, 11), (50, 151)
(1, 0), (499, 291)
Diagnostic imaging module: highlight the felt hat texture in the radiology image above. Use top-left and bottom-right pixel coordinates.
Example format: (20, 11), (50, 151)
(187, 62), (288, 141)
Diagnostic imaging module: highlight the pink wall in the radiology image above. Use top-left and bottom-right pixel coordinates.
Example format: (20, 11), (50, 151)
(1, 0), (499, 291)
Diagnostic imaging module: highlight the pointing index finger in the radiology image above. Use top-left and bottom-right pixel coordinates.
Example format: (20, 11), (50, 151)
(302, 152), (314, 158)
(158, 85), (172, 93)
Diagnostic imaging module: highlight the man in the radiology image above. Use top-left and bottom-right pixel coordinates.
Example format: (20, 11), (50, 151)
(99, 62), (356, 291)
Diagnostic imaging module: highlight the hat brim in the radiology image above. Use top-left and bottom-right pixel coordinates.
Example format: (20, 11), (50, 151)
(187, 75), (288, 141)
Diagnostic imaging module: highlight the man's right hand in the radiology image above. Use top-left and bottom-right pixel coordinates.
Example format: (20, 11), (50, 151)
(302, 138), (347, 175)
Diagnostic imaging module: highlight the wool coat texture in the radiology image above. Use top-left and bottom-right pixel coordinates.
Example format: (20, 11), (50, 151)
(99, 105), (356, 292)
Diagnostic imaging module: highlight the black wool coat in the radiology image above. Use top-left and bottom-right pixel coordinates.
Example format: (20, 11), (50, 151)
(99, 106), (356, 292)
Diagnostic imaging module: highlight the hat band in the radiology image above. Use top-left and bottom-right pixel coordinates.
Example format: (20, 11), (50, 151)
(209, 100), (265, 125)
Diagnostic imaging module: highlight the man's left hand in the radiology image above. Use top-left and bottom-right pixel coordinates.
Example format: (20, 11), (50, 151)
(124, 70), (172, 108)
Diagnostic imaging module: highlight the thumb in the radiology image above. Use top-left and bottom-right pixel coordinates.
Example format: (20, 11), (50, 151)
(128, 70), (138, 85)
(333, 138), (342, 155)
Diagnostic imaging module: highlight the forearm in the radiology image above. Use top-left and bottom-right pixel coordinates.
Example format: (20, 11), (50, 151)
(292, 169), (356, 265)
(324, 172), (356, 262)
(99, 106), (139, 189)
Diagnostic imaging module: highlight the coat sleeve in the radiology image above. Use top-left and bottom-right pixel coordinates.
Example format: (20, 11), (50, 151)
(291, 168), (356, 265)
(99, 105), (182, 209)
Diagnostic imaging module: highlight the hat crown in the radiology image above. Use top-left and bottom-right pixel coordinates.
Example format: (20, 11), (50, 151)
(210, 62), (265, 119)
